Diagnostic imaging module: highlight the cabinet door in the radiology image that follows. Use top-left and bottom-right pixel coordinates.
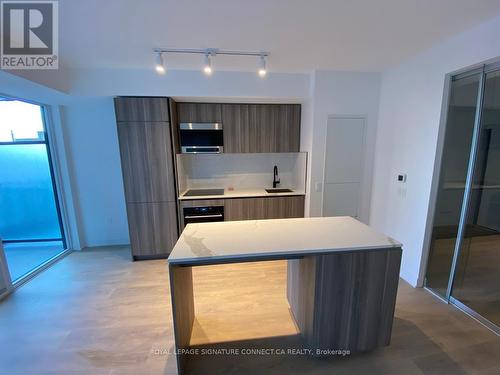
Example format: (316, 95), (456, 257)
(177, 103), (222, 123)
(225, 198), (266, 221)
(117, 122), (176, 203)
(126, 202), (178, 258)
(266, 196), (305, 218)
(225, 196), (305, 221)
(114, 97), (169, 122)
(222, 104), (252, 153)
(274, 104), (301, 152)
(257, 104), (300, 153)
(222, 104), (301, 153)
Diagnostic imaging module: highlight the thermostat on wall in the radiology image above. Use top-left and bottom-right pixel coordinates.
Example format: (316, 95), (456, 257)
(397, 174), (407, 183)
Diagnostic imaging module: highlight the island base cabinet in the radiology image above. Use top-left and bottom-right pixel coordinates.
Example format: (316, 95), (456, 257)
(287, 248), (402, 354)
(169, 264), (194, 375)
(127, 202), (178, 260)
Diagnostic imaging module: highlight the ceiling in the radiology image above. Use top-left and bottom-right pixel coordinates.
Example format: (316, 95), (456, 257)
(58, 0), (500, 73)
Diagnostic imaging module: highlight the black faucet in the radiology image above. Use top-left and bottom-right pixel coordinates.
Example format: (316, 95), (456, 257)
(273, 165), (280, 188)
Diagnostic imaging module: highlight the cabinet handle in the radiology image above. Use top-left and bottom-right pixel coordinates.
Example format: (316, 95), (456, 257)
(184, 214), (223, 219)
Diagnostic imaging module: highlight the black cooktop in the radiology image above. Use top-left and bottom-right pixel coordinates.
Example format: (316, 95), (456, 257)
(184, 189), (225, 197)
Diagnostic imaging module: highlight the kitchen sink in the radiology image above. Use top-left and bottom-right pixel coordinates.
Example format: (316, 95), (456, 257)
(265, 188), (294, 193)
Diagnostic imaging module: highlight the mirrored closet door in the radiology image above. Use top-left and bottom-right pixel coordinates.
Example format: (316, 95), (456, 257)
(425, 62), (500, 333)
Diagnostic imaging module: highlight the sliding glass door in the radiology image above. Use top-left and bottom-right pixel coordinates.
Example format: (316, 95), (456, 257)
(425, 72), (481, 297)
(425, 63), (500, 333)
(0, 98), (66, 282)
(450, 69), (500, 328)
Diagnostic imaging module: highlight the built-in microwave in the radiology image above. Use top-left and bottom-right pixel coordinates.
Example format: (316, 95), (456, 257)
(179, 123), (223, 153)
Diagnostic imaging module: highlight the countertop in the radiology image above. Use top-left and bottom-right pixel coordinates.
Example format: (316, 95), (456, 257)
(178, 188), (306, 200)
(168, 216), (401, 265)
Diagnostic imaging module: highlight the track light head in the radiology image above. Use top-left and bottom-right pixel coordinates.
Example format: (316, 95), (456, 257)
(203, 53), (212, 75)
(155, 52), (166, 74)
(258, 55), (267, 77)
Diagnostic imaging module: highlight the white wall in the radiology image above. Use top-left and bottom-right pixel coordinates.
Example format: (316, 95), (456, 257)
(29, 68), (310, 100)
(59, 96), (130, 246)
(299, 83), (315, 218)
(307, 70), (382, 223)
(370, 15), (500, 287)
(0, 70), (68, 104)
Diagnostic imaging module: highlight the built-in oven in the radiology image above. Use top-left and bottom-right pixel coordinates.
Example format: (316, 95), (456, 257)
(183, 206), (224, 225)
(180, 123), (223, 153)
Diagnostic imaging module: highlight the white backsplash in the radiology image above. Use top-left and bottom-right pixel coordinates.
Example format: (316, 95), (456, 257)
(176, 152), (307, 193)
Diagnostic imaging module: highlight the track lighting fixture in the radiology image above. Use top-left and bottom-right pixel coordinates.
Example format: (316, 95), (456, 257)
(203, 53), (212, 75)
(153, 48), (269, 77)
(155, 52), (165, 74)
(258, 55), (267, 77)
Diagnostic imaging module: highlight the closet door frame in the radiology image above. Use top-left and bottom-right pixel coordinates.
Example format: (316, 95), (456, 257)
(422, 59), (500, 335)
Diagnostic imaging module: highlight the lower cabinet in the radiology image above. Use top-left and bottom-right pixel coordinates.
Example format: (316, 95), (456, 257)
(178, 196), (305, 231)
(225, 196), (305, 221)
(126, 201), (178, 259)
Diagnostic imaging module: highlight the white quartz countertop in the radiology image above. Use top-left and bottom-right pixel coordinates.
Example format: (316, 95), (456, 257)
(168, 216), (401, 265)
(178, 188), (305, 200)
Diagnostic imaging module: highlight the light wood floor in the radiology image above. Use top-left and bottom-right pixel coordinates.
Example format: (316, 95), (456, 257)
(1, 246), (500, 374)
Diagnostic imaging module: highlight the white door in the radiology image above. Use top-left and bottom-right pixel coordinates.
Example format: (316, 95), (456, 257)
(322, 116), (366, 218)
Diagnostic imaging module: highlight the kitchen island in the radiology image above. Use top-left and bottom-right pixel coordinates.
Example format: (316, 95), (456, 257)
(168, 216), (402, 374)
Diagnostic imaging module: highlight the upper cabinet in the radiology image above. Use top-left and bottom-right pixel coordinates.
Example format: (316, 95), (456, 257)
(114, 97), (170, 122)
(222, 104), (300, 153)
(177, 103), (222, 123)
(174, 102), (301, 153)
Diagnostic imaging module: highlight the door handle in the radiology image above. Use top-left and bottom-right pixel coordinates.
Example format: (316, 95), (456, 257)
(184, 214), (223, 219)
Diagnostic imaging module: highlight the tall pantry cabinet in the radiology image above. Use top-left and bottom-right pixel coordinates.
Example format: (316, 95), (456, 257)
(114, 97), (178, 260)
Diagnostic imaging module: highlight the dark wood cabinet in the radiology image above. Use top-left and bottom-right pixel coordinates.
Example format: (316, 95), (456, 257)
(178, 196), (304, 231)
(267, 195), (305, 218)
(169, 99), (181, 154)
(274, 104), (301, 152)
(114, 97), (170, 122)
(114, 97), (178, 259)
(174, 102), (300, 153)
(126, 202), (178, 257)
(225, 196), (305, 221)
(177, 103), (222, 123)
(222, 104), (300, 153)
(117, 122), (176, 203)
(222, 104), (257, 153)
